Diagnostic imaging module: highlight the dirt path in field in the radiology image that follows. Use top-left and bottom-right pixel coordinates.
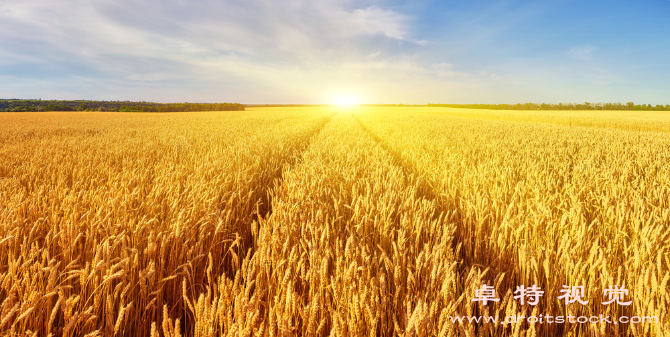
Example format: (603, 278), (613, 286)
(249, 113), (459, 336)
(239, 112), (338, 257)
(351, 115), (438, 202)
(253, 112), (337, 220)
(352, 114), (525, 317)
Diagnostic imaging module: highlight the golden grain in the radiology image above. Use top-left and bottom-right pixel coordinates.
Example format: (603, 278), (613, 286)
(0, 107), (668, 336)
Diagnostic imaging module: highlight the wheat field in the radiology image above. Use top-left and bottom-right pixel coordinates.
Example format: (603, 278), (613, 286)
(0, 107), (668, 336)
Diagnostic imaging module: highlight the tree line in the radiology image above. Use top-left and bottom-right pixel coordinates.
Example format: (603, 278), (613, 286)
(0, 100), (245, 112)
(427, 102), (670, 111)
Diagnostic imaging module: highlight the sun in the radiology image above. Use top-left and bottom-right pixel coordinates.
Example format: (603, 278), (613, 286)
(332, 95), (359, 107)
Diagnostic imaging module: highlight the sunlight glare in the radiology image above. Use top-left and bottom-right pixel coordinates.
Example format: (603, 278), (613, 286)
(332, 94), (359, 107)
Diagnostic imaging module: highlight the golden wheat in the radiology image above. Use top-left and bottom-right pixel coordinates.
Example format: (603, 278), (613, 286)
(355, 107), (670, 336)
(1, 107), (668, 336)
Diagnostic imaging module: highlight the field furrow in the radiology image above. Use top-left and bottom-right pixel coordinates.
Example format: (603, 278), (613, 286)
(355, 108), (670, 336)
(2, 106), (669, 336)
(0, 109), (332, 336)
(190, 113), (459, 336)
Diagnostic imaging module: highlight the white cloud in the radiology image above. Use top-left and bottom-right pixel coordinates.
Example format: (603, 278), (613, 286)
(0, 0), (507, 103)
(366, 51), (382, 58)
(0, 0), (431, 101)
(0, 0), (414, 68)
(347, 6), (409, 40)
(568, 45), (596, 61)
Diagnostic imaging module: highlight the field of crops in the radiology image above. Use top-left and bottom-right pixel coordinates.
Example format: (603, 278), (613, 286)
(1, 107), (669, 336)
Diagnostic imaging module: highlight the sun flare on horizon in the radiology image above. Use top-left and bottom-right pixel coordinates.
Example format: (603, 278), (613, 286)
(331, 94), (360, 107)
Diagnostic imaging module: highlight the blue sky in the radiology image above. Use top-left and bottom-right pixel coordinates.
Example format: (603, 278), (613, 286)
(1, 0), (669, 104)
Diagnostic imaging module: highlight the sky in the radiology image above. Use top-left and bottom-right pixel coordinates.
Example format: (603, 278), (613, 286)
(1, 0), (669, 104)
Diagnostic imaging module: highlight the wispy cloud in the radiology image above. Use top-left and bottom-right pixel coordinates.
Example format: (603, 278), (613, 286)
(0, 1), (415, 69)
(568, 45), (596, 61)
(0, 0), (424, 101)
(2, 0), (667, 104)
